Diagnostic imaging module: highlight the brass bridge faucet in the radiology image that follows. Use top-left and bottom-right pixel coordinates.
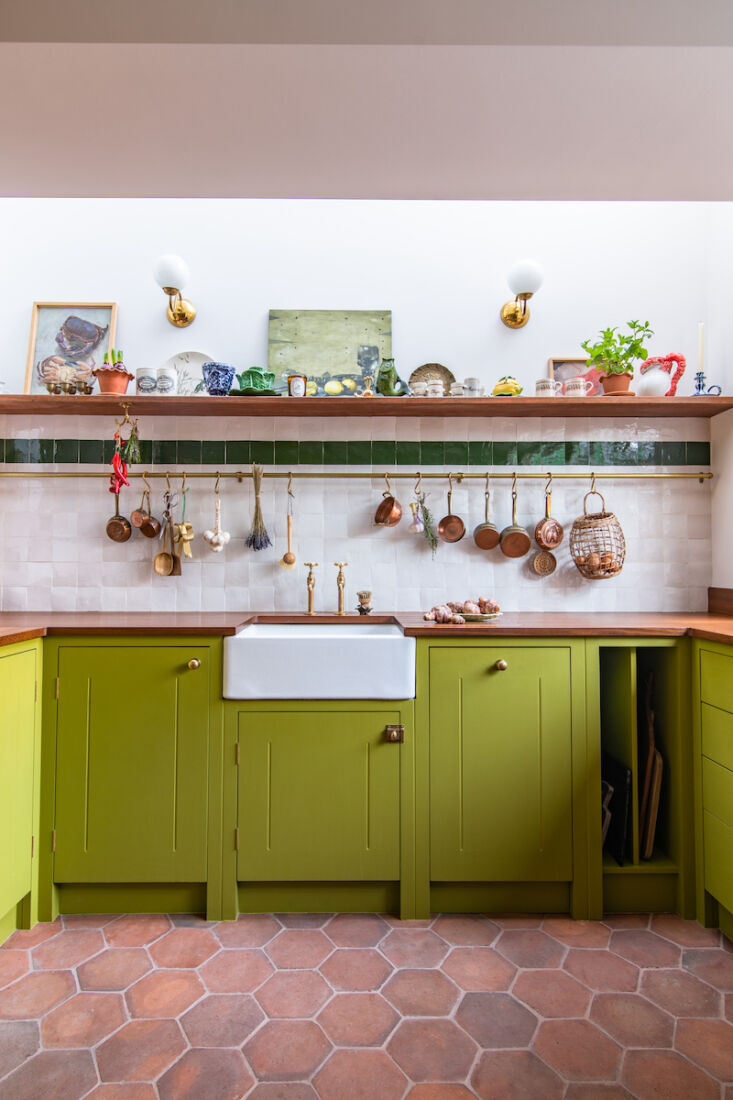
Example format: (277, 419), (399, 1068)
(305, 562), (318, 616)
(334, 562), (348, 616)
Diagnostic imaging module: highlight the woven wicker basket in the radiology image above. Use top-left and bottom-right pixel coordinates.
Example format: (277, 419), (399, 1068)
(569, 490), (625, 580)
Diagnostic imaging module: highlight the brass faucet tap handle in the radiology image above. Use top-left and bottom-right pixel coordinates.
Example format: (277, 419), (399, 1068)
(305, 562), (318, 568)
(334, 562), (348, 569)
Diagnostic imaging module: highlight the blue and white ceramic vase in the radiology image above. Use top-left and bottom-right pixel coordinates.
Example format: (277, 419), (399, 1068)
(202, 362), (235, 396)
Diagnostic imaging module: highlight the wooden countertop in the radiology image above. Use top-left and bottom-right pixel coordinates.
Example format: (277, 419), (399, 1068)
(1, 611), (733, 649)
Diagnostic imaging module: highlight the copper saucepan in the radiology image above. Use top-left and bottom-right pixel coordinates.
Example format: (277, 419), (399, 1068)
(500, 475), (531, 558)
(106, 493), (132, 543)
(374, 474), (402, 527)
(473, 472), (500, 550)
(438, 474), (466, 543)
(534, 474), (564, 550)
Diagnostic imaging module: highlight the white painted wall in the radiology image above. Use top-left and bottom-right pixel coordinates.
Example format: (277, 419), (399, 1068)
(0, 199), (722, 396)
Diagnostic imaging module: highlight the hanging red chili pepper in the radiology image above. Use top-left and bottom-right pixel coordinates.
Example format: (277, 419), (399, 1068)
(109, 430), (130, 494)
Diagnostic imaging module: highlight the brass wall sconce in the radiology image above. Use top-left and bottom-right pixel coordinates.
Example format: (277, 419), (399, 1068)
(500, 259), (544, 329)
(153, 253), (197, 327)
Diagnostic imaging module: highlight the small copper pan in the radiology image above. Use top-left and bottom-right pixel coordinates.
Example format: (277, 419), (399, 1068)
(438, 474), (466, 543)
(534, 474), (564, 550)
(374, 474), (402, 527)
(500, 476), (531, 558)
(473, 473), (500, 550)
(106, 493), (132, 543)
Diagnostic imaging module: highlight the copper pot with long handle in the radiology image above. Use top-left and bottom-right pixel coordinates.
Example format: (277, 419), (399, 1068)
(374, 473), (402, 527)
(438, 473), (466, 543)
(500, 475), (531, 558)
(473, 472), (500, 550)
(534, 473), (564, 550)
(106, 493), (132, 542)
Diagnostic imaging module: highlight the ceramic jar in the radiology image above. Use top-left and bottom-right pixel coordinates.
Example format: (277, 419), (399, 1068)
(202, 362), (235, 396)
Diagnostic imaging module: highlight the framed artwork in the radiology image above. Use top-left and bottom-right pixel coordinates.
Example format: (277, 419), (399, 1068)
(548, 356), (602, 396)
(268, 309), (392, 395)
(24, 302), (117, 394)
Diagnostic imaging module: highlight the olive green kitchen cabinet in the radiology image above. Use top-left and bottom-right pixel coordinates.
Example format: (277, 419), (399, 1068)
(230, 700), (416, 918)
(693, 638), (733, 941)
(45, 639), (216, 908)
(0, 639), (41, 943)
(416, 638), (590, 919)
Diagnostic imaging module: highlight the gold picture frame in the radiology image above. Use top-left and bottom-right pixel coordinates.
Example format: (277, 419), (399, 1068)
(24, 301), (118, 394)
(548, 356), (601, 395)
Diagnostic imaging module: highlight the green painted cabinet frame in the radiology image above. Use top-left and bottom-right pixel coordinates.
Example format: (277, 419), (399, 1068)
(0, 640), (42, 945)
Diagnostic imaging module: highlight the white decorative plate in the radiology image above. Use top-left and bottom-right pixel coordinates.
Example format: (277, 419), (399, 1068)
(160, 351), (213, 396)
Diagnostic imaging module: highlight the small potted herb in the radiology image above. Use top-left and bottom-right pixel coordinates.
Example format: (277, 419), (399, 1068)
(581, 320), (654, 395)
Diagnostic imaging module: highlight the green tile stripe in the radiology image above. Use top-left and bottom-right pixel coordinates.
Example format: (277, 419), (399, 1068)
(0, 439), (711, 467)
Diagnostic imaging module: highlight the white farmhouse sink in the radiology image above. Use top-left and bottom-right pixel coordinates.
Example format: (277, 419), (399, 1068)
(223, 622), (416, 699)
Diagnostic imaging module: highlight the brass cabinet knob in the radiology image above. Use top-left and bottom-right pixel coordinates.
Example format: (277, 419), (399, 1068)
(187, 659), (201, 670)
(494, 659), (508, 671)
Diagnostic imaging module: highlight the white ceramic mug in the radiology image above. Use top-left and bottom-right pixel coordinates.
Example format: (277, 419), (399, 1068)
(136, 368), (157, 395)
(426, 381), (444, 398)
(410, 381), (428, 396)
(564, 377), (594, 397)
(535, 379), (563, 397)
(156, 365), (178, 395)
(464, 377), (482, 397)
(449, 383), (465, 397)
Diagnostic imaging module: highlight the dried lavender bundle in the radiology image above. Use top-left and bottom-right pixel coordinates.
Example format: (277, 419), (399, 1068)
(245, 463), (272, 550)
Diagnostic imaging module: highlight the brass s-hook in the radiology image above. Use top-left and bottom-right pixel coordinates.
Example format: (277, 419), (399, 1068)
(215, 471), (221, 495)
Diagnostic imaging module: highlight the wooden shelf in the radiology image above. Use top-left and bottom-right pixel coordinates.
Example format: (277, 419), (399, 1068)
(1, 395), (731, 418)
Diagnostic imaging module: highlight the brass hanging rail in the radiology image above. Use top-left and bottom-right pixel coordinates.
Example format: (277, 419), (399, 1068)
(0, 469), (713, 482)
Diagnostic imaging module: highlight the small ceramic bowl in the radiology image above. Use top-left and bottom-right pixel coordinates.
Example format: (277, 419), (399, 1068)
(202, 362), (236, 396)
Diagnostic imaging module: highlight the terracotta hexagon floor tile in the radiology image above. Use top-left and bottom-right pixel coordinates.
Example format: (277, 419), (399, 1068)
(104, 915), (172, 948)
(96, 1018), (186, 1082)
(380, 929), (450, 968)
(255, 970), (331, 1018)
(650, 914), (720, 947)
(542, 917), (611, 949)
(640, 968), (721, 1017)
(324, 914), (389, 947)
(603, 915), (650, 930)
(83, 1087), (158, 1100)
(431, 915), (499, 947)
(62, 914), (119, 930)
(181, 993), (264, 1046)
(0, 1049), (97, 1100)
(199, 949), (273, 994)
(246, 1086), (317, 1099)
(0, 1019), (39, 1078)
(495, 929), (566, 969)
(455, 991), (537, 1048)
(726, 993), (733, 1023)
(675, 1018), (733, 1080)
(382, 916), (434, 929)
(125, 968), (204, 1018)
(609, 930), (682, 969)
(1, 919), (61, 950)
(148, 928), (219, 968)
(41, 992), (126, 1048)
(31, 929), (104, 969)
(0, 969), (75, 1019)
(77, 948), (152, 991)
(589, 992), (674, 1048)
(313, 1049), (407, 1100)
(491, 915), (543, 929)
(320, 948), (392, 991)
(471, 1049), (564, 1100)
(441, 947), (516, 991)
(564, 1086), (634, 1099)
(387, 1018), (477, 1081)
(265, 929), (333, 969)
(622, 1049), (719, 1100)
(244, 1020), (332, 1080)
(317, 992), (398, 1046)
(683, 948), (733, 991)
(214, 914), (281, 948)
(534, 1019), (621, 1082)
(0, 950), (29, 989)
(275, 913), (331, 929)
(564, 948), (639, 992)
(157, 1048), (254, 1100)
(407, 1087), (477, 1099)
(383, 968), (460, 1016)
(513, 969), (592, 1018)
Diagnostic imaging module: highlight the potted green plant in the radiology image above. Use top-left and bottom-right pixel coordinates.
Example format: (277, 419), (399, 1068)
(581, 320), (654, 395)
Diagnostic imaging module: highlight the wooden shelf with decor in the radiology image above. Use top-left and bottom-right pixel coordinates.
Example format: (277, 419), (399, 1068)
(0, 395), (731, 418)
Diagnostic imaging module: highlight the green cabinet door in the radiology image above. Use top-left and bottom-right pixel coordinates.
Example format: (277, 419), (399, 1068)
(237, 708), (402, 881)
(429, 646), (573, 882)
(54, 646), (210, 883)
(0, 645), (37, 918)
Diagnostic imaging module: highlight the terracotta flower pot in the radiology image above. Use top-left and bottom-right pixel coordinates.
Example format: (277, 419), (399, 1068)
(93, 367), (134, 395)
(600, 371), (633, 395)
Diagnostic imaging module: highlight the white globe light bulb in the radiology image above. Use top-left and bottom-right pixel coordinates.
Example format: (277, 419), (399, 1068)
(154, 253), (190, 292)
(507, 259), (544, 296)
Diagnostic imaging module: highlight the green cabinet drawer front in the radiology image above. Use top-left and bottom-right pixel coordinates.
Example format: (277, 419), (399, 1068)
(429, 647), (573, 882)
(703, 810), (733, 914)
(700, 650), (733, 714)
(702, 757), (733, 830)
(0, 648), (36, 916)
(237, 710), (401, 881)
(701, 703), (733, 772)
(54, 647), (210, 883)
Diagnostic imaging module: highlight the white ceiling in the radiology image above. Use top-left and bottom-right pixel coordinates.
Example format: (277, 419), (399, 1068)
(1, 2), (732, 199)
